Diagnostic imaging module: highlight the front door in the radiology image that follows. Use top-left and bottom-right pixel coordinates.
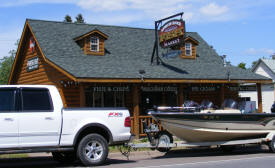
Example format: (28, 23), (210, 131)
(0, 88), (18, 148)
(18, 88), (61, 147)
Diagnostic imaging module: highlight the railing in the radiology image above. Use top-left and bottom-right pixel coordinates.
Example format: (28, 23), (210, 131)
(131, 115), (163, 137)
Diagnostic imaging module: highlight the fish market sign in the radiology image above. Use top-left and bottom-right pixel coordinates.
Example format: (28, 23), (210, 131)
(92, 86), (130, 92)
(159, 19), (185, 48)
(26, 57), (39, 72)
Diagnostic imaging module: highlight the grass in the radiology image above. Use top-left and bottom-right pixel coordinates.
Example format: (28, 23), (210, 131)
(0, 154), (28, 159)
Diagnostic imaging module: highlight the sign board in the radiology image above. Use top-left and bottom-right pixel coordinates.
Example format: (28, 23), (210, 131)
(141, 86), (178, 92)
(162, 50), (182, 59)
(159, 19), (185, 48)
(92, 86), (130, 92)
(191, 86), (219, 92)
(26, 57), (39, 72)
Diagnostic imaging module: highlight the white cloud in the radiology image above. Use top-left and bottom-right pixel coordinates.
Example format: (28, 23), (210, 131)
(245, 48), (275, 56)
(200, 3), (229, 16)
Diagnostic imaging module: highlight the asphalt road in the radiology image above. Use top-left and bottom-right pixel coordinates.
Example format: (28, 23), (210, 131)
(0, 145), (275, 168)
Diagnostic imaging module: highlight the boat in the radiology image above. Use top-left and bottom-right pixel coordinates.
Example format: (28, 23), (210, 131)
(148, 100), (275, 142)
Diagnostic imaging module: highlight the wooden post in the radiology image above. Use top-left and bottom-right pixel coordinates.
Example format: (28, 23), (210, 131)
(133, 84), (140, 138)
(178, 84), (184, 106)
(80, 83), (86, 107)
(220, 84), (225, 108)
(257, 83), (263, 113)
(57, 87), (67, 107)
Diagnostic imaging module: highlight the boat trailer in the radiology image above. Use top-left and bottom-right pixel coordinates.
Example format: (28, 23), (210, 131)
(120, 121), (275, 159)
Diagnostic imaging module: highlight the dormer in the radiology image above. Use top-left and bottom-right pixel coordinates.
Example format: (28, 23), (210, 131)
(181, 36), (199, 59)
(74, 29), (108, 56)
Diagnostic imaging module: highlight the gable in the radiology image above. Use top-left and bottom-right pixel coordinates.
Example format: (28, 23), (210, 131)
(254, 62), (275, 81)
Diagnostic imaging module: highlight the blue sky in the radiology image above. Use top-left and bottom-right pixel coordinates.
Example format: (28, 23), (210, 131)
(0, 0), (274, 67)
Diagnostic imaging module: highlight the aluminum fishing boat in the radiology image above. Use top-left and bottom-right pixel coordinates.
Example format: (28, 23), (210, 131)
(149, 100), (275, 142)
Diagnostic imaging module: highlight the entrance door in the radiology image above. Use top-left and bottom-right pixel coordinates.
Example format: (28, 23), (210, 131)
(141, 92), (163, 115)
(0, 88), (18, 148)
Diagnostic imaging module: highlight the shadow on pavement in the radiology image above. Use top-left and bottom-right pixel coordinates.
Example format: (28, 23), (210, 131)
(155, 145), (269, 159)
(0, 156), (135, 168)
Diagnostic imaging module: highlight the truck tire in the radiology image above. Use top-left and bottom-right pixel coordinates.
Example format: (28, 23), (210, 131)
(156, 131), (173, 153)
(52, 151), (77, 163)
(77, 133), (108, 166)
(268, 136), (275, 153)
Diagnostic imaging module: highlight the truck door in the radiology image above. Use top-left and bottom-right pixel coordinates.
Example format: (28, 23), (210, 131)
(0, 88), (19, 148)
(18, 88), (61, 147)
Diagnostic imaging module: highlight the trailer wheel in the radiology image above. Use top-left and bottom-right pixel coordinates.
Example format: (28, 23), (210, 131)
(156, 131), (173, 153)
(77, 133), (109, 166)
(52, 151), (77, 163)
(268, 136), (275, 153)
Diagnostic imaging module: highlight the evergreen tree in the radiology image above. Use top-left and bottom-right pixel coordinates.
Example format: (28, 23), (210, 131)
(64, 15), (72, 23)
(75, 14), (85, 23)
(237, 62), (246, 70)
(0, 49), (16, 84)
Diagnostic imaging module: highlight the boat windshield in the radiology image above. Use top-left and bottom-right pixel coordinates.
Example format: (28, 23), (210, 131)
(201, 100), (214, 110)
(222, 99), (238, 109)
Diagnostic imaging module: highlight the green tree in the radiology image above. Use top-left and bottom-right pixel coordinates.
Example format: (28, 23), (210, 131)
(75, 14), (85, 23)
(251, 61), (258, 68)
(0, 50), (16, 84)
(64, 15), (72, 23)
(237, 62), (246, 69)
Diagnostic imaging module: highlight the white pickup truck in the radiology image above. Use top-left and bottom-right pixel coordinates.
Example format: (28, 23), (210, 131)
(0, 85), (131, 166)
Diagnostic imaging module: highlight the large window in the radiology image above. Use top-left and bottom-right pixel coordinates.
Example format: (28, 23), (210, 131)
(0, 89), (16, 112)
(185, 43), (192, 56)
(85, 88), (126, 107)
(21, 89), (53, 111)
(90, 36), (99, 52)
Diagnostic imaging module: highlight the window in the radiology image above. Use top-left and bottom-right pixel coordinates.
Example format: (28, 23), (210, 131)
(90, 36), (99, 52)
(0, 89), (16, 112)
(21, 89), (53, 111)
(185, 43), (192, 56)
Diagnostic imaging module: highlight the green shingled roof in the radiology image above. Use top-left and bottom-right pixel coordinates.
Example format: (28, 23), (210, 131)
(28, 19), (269, 81)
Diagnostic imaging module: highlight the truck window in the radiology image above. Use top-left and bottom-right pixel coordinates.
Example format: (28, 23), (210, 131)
(21, 89), (53, 112)
(0, 89), (16, 112)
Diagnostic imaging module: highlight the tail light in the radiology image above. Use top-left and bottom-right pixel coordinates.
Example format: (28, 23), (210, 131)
(124, 116), (131, 127)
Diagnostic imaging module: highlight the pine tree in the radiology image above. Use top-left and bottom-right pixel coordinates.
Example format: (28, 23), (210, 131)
(64, 15), (72, 23)
(75, 14), (85, 23)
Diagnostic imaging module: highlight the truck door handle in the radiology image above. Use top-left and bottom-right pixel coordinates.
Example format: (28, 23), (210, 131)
(45, 117), (54, 120)
(4, 118), (14, 121)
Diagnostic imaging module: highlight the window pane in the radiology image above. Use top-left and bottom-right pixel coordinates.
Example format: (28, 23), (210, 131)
(185, 43), (192, 56)
(0, 89), (15, 112)
(93, 92), (102, 107)
(115, 92), (124, 107)
(22, 89), (53, 111)
(104, 92), (114, 107)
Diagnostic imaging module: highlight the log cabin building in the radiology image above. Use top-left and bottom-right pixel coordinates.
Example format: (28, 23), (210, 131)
(9, 19), (271, 137)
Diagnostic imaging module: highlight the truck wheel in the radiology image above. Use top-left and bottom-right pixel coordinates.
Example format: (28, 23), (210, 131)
(156, 131), (173, 153)
(268, 136), (275, 153)
(77, 133), (108, 166)
(52, 151), (77, 163)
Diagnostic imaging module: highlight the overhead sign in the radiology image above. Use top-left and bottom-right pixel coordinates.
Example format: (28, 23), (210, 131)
(26, 57), (39, 72)
(92, 86), (130, 92)
(159, 19), (185, 48)
(141, 86), (178, 92)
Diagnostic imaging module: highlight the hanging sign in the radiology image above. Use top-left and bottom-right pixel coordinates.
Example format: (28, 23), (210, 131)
(159, 19), (185, 48)
(191, 86), (219, 92)
(26, 57), (39, 72)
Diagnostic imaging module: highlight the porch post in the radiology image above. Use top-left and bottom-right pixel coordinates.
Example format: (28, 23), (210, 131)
(178, 84), (184, 106)
(220, 84), (225, 108)
(133, 84), (140, 138)
(79, 83), (86, 107)
(257, 83), (263, 113)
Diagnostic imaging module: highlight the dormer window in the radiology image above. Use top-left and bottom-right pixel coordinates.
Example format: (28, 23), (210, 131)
(90, 36), (99, 52)
(185, 43), (192, 56)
